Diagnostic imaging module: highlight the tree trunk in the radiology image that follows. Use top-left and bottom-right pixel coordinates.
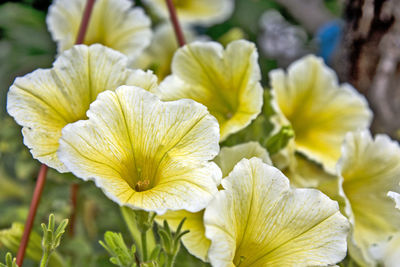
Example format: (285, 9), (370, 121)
(337, 0), (400, 139)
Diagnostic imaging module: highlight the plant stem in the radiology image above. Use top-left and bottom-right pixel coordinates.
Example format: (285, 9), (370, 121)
(39, 250), (49, 267)
(165, 253), (176, 267)
(141, 231), (147, 262)
(165, 0), (186, 47)
(16, 164), (48, 267)
(75, 0), (96, 44)
(68, 0), (96, 237)
(16, 1), (96, 265)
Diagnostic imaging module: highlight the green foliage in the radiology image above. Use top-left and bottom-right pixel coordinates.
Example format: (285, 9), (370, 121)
(99, 232), (137, 267)
(40, 214), (68, 267)
(158, 219), (189, 267)
(0, 253), (18, 267)
(0, 3), (55, 114)
(264, 125), (294, 155)
(120, 207), (156, 260)
(0, 223), (64, 267)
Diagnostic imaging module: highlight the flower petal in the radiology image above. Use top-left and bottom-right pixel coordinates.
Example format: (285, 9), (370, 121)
(204, 158), (349, 267)
(157, 40), (263, 141)
(156, 141), (271, 260)
(370, 233), (400, 267)
(142, 0), (234, 26)
(47, 0), (152, 61)
(58, 86), (221, 214)
(388, 191), (400, 210)
(270, 55), (372, 172)
(155, 210), (210, 261)
(7, 44), (155, 172)
(337, 131), (400, 266)
(214, 141), (271, 177)
(132, 23), (197, 81)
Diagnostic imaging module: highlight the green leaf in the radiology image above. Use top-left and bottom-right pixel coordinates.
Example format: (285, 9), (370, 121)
(120, 207), (156, 259)
(264, 125), (294, 155)
(0, 223), (65, 266)
(0, 252), (18, 267)
(99, 231), (137, 267)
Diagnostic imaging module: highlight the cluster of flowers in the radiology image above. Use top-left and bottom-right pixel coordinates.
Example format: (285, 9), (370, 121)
(6, 0), (400, 266)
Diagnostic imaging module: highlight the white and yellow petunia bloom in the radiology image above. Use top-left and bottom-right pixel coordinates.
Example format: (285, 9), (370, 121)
(270, 55), (372, 172)
(132, 23), (197, 81)
(337, 131), (400, 266)
(142, 0), (234, 26)
(370, 233), (400, 267)
(157, 40), (263, 141)
(388, 190), (400, 210)
(284, 153), (338, 194)
(155, 142), (270, 261)
(7, 44), (158, 172)
(204, 158), (349, 267)
(58, 86), (221, 214)
(47, 0), (152, 62)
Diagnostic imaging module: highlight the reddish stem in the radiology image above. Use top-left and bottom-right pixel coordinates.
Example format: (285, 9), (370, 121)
(16, 165), (48, 267)
(16, 1), (96, 265)
(75, 0), (96, 44)
(165, 0), (186, 47)
(68, 0), (97, 237)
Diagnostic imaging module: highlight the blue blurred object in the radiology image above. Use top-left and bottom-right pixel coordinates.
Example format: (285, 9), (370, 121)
(316, 20), (343, 63)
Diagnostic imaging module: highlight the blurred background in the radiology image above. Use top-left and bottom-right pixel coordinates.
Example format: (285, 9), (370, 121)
(0, 0), (399, 266)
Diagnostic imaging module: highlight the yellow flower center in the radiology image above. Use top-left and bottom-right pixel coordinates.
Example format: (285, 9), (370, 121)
(121, 158), (160, 192)
(135, 179), (151, 192)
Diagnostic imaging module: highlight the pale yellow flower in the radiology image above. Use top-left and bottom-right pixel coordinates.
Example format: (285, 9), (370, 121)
(47, 0), (152, 62)
(157, 40), (263, 141)
(214, 141), (271, 177)
(370, 233), (400, 267)
(7, 44), (158, 172)
(205, 158), (349, 267)
(337, 131), (400, 266)
(388, 191), (400, 210)
(142, 0), (234, 26)
(132, 23), (197, 81)
(270, 55), (372, 172)
(155, 142), (270, 261)
(58, 86), (221, 214)
(284, 154), (338, 194)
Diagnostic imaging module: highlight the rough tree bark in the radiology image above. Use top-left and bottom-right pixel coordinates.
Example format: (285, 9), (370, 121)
(337, 0), (400, 139)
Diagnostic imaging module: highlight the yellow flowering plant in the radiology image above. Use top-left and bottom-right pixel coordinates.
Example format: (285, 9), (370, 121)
(142, 0), (234, 26)
(58, 85), (221, 214)
(7, 44), (157, 172)
(156, 40), (264, 141)
(3, 0), (400, 266)
(47, 0), (152, 62)
(270, 55), (372, 172)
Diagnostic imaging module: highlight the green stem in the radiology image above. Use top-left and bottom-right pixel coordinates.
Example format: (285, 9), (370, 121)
(141, 231), (147, 262)
(165, 253), (176, 267)
(39, 250), (49, 267)
(120, 207), (156, 259)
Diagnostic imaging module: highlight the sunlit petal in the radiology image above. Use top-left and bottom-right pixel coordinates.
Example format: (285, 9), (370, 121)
(142, 0), (234, 26)
(270, 55), (372, 172)
(47, 0), (152, 61)
(132, 23), (198, 81)
(58, 86), (221, 214)
(205, 158), (349, 267)
(337, 131), (400, 266)
(7, 44), (157, 172)
(156, 141), (271, 260)
(157, 40), (263, 141)
(214, 141), (271, 177)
